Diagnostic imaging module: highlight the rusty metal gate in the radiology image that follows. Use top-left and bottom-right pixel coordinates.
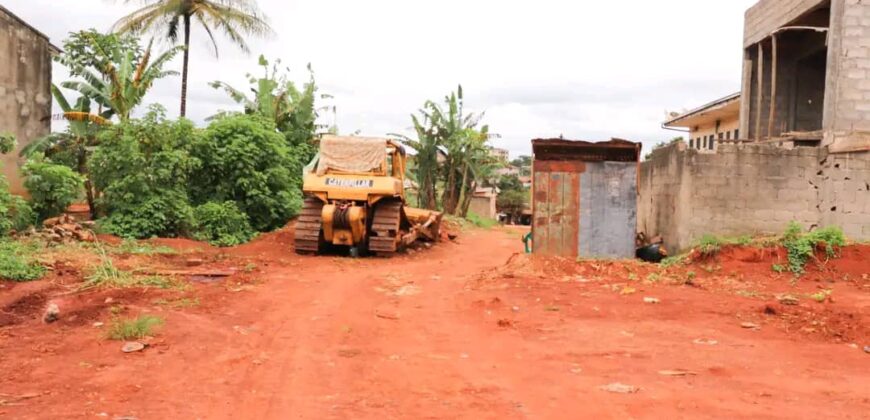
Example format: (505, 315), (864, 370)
(532, 161), (583, 256)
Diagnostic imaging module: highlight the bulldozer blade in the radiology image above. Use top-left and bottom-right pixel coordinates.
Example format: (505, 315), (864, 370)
(403, 207), (443, 242)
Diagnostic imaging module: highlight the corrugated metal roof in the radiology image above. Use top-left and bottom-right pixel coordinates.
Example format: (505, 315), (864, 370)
(531, 138), (642, 162)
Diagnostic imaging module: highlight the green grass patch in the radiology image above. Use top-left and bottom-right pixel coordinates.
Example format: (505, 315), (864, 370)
(111, 239), (177, 255)
(697, 234), (723, 257)
(465, 211), (498, 229)
(82, 249), (187, 290)
(0, 240), (46, 281)
(771, 264), (786, 273)
(105, 315), (164, 340)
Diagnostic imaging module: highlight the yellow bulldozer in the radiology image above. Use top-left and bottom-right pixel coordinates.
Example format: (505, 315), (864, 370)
(294, 135), (443, 256)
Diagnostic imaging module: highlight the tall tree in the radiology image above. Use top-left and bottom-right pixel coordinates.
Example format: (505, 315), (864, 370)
(113, 0), (273, 117)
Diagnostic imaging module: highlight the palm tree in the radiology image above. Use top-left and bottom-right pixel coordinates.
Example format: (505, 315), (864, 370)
(62, 40), (182, 122)
(112, 0), (273, 117)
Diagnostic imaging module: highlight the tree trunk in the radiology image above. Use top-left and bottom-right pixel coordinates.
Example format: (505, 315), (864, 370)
(77, 146), (97, 219)
(457, 163), (470, 215)
(180, 13), (191, 117)
(460, 179), (476, 217)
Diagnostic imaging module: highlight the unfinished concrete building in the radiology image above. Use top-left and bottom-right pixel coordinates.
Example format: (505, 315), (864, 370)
(0, 5), (58, 194)
(739, 0), (870, 152)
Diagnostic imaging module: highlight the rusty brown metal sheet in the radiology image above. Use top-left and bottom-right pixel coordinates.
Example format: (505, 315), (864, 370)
(532, 170), (581, 257)
(533, 160), (587, 173)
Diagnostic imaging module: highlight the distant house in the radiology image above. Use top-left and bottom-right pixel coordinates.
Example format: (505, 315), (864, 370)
(663, 93), (741, 153)
(0, 5), (59, 194)
(469, 186), (498, 220)
(489, 147), (509, 163)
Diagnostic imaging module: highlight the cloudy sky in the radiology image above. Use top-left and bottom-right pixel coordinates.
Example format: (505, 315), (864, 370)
(8, 0), (757, 158)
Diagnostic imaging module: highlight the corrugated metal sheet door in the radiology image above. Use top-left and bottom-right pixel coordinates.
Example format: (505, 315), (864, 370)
(532, 164), (581, 257)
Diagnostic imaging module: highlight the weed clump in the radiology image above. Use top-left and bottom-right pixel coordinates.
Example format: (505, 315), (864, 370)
(781, 222), (845, 275)
(105, 315), (164, 340)
(697, 234), (723, 257)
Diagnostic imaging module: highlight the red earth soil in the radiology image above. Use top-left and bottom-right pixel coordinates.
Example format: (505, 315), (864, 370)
(0, 226), (868, 419)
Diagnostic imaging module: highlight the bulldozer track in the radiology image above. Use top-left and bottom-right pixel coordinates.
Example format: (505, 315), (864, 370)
(294, 197), (325, 253)
(368, 199), (403, 255)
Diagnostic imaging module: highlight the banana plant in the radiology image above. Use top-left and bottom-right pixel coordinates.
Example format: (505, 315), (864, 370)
(60, 37), (181, 122)
(20, 85), (112, 218)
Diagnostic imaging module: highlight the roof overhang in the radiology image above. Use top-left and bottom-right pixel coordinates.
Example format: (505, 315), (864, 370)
(663, 92), (741, 128)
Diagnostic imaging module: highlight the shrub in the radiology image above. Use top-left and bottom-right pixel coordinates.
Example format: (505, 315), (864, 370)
(192, 201), (256, 246)
(89, 106), (199, 238)
(0, 240), (46, 281)
(189, 114), (303, 232)
(0, 132), (14, 154)
(0, 134), (36, 234)
(105, 315), (164, 340)
(22, 159), (85, 220)
(781, 222), (846, 275)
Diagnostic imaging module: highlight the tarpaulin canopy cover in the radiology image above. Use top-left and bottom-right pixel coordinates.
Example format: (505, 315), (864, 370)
(316, 135), (386, 176)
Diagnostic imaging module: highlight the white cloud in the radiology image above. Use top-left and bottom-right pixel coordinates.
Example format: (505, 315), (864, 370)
(7, 0), (757, 158)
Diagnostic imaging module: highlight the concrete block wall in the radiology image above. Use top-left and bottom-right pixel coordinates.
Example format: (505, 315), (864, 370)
(824, 0), (870, 152)
(639, 143), (870, 252)
(0, 8), (53, 195)
(744, 0), (828, 46)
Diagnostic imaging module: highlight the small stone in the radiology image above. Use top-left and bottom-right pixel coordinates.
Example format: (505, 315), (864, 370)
(375, 307), (400, 320)
(43, 303), (60, 323)
(658, 369), (697, 376)
(643, 297), (660, 304)
(105, 297), (114, 304)
(693, 338), (718, 345)
(864, 346), (870, 354)
(511, 306), (520, 312)
(121, 342), (146, 353)
(777, 294), (800, 306)
(186, 258), (204, 267)
(42, 216), (62, 228)
(741, 322), (760, 329)
(92, 322), (104, 328)
(74, 230), (96, 242)
(599, 382), (639, 394)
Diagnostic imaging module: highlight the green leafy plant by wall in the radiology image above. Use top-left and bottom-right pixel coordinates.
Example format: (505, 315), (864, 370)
(22, 159), (85, 221)
(192, 201), (256, 247)
(189, 114), (303, 232)
(89, 106), (199, 238)
(781, 221), (846, 275)
(697, 234), (723, 257)
(0, 133), (36, 234)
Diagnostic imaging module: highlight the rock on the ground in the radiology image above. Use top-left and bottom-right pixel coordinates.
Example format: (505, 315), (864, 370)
(43, 303), (59, 323)
(599, 382), (639, 394)
(643, 297), (661, 304)
(121, 342), (146, 353)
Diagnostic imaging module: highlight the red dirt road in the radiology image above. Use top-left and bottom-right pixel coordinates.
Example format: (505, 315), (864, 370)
(1, 227), (868, 419)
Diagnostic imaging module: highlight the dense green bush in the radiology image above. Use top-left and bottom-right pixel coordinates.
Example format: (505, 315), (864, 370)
(782, 222), (846, 275)
(22, 159), (85, 220)
(190, 114), (303, 231)
(192, 201), (256, 247)
(90, 106), (199, 238)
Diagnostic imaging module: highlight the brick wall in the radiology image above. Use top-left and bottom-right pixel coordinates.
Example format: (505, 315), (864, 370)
(639, 143), (870, 252)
